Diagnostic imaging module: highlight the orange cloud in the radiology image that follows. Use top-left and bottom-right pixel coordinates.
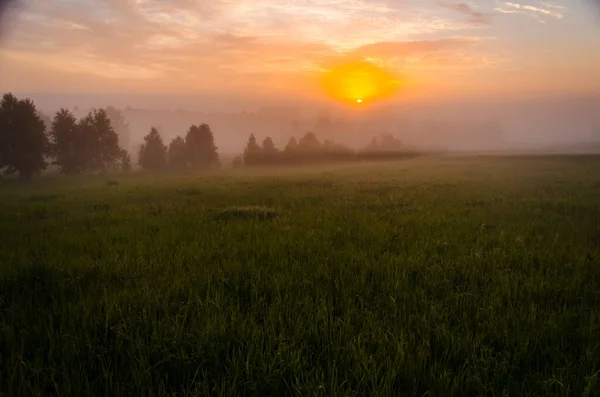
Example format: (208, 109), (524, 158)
(1, 0), (599, 101)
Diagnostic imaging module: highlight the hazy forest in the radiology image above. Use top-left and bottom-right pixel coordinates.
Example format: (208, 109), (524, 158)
(0, 92), (427, 180)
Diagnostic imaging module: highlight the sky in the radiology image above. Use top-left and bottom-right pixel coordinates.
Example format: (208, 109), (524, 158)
(1, 0), (600, 105)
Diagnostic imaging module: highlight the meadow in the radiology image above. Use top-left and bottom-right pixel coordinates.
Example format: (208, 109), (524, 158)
(1, 155), (600, 396)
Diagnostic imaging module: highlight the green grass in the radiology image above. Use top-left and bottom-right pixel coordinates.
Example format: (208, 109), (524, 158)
(1, 156), (600, 396)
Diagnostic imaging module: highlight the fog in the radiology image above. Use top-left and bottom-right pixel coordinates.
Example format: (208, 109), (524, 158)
(24, 92), (600, 157)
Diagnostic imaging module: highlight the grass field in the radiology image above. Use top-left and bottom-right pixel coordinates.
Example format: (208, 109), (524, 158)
(1, 156), (600, 396)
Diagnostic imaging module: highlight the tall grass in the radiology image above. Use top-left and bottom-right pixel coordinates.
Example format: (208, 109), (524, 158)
(1, 156), (600, 396)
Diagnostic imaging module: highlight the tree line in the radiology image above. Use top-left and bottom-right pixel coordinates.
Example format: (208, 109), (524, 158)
(0, 92), (420, 179)
(0, 93), (219, 179)
(236, 131), (419, 167)
(138, 124), (219, 171)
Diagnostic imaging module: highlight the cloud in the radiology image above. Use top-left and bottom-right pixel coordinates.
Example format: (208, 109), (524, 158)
(0, 0), (20, 40)
(440, 2), (490, 24)
(351, 38), (478, 59)
(344, 37), (500, 76)
(495, 1), (566, 23)
(0, 0), (503, 94)
(4, 0), (481, 64)
(0, 0), (15, 17)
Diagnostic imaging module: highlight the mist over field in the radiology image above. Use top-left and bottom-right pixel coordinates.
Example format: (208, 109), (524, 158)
(21, 92), (600, 156)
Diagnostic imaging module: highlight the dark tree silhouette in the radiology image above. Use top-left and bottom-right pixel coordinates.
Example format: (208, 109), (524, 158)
(77, 109), (122, 171)
(284, 137), (298, 154)
(295, 131), (322, 163)
(168, 136), (187, 169)
(49, 109), (83, 174)
(185, 123), (219, 169)
(262, 137), (276, 152)
(93, 109), (122, 170)
(75, 112), (95, 169)
(235, 130), (419, 168)
(0, 93), (48, 180)
(298, 132), (320, 152)
(262, 137), (279, 164)
(138, 127), (167, 171)
(243, 133), (262, 166)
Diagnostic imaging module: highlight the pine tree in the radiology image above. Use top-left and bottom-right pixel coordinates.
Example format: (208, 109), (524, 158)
(77, 109), (122, 172)
(262, 137), (279, 164)
(138, 127), (167, 171)
(49, 108), (83, 173)
(76, 112), (96, 170)
(262, 137), (276, 152)
(168, 136), (187, 169)
(93, 109), (121, 170)
(284, 137), (298, 153)
(298, 132), (320, 152)
(243, 133), (262, 166)
(185, 123), (219, 169)
(283, 136), (298, 164)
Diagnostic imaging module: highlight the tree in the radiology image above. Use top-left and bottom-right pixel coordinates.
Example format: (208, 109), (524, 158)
(284, 137), (297, 153)
(185, 123), (219, 169)
(282, 137), (298, 164)
(105, 106), (131, 150)
(322, 139), (352, 161)
(243, 133), (262, 166)
(76, 112), (96, 170)
(0, 93), (48, 180)
(168, 136), (187, 169)
(262, 136), (279, 164)
(49, 108), (83, 173)
(138, 127), (167, 171)
(365, 136), (380, 152)
(298, 132), (320, 152)
(380, 133), (405, 151)
(262, 137), (276, 152)
(82, 109), (122, 171)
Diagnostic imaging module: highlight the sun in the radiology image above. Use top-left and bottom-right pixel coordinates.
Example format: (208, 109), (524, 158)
(320, 60), (400, 105)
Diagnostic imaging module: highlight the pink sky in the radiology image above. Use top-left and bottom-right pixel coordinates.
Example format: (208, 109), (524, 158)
(1, 0), (599, 103)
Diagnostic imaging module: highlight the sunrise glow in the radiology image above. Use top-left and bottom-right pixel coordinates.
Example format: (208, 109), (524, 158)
(1, 0), (599, 101)
(320, 61), (400, 105)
